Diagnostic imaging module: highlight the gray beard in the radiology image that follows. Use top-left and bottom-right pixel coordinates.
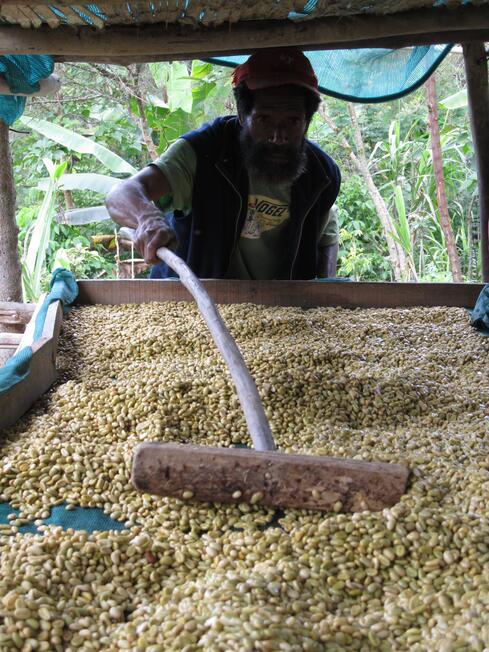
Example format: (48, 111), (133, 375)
(239, 127), (307, 185)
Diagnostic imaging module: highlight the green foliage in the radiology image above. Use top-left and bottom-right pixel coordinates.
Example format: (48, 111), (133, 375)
(22, 158), (67, 301)
(49, 245), (113, 281)
(336, 176), (391, 280)
(149, 61), (193, 113)
(38, 173), (120, 195)
(363, 106), (476, 281)
(142, 61), (231, 152)
(17, 201), (115, 294)
(11, 61), (233, 290)
(9, 54), (480, 285)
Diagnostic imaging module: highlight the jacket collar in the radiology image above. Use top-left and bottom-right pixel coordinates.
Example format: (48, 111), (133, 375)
(215, 116), (244, 180)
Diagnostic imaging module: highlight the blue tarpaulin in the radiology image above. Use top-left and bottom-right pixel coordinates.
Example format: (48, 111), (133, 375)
(470, 284), (489, 337)
(0, 54), (54, 125)
(0, 502), (126, 534)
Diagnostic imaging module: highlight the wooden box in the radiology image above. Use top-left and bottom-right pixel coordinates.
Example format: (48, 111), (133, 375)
(0, 280), (484, 432)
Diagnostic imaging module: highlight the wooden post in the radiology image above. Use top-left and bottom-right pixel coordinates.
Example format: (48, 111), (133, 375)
(0, 120), (23, 302)
(462, 42), (489, 282)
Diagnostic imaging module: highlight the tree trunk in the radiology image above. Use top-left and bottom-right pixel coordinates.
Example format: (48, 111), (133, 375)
(132, 64), (158, 162)
(88, 62), (158, 162)
(0, 120), (22, 302)
(463, 42), (489, 283)
(63, 189), (74, 210)
(347, 103), (412, 281)
(321, 105), (408, 280)
(135, 95), (158, 161)
(426, 76), (463, 282)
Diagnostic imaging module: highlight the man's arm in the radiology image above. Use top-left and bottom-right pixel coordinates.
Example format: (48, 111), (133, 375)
(317, 243), (338, 278)
(106, 165), (177, 265)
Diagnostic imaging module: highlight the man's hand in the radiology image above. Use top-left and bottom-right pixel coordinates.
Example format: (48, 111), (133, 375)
(135, 211), (177, 265)
(106, 166), (178, 265)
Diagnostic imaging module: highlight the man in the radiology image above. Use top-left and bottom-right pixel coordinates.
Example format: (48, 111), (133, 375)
(106, 48), (340, 279)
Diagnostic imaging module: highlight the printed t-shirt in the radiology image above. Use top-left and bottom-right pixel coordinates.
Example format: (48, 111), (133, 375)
(152, 138), (338, 279)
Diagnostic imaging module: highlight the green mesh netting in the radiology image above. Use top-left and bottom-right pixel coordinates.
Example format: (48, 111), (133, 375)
(208, 45), (453, 103)
(0, 54), (53, 125)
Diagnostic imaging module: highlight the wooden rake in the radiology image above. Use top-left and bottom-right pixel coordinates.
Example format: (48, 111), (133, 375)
(120, 228), (409, 512)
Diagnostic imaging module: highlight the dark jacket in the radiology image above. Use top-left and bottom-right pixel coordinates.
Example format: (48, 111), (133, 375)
(150, 116), (340, 280)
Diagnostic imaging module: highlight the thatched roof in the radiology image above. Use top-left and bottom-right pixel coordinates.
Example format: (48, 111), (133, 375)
(0, 0), (487, 29)
(0, 0), (488, 60)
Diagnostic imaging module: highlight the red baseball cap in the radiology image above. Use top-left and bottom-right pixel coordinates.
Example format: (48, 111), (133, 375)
(232, 48), (320, 97)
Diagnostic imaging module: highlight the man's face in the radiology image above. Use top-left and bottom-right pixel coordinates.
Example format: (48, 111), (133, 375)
(239, 85), (308, 184)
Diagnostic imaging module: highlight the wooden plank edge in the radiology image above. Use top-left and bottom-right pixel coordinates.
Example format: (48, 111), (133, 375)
(0, 301), (35, 326)
(1, 6), (489, 56)
(0, 332), (22, 348)
(0, 336), (57, 432)
(14, 299), (63, 355)
(53, 30), (489, 63)
(463, 42), (489, 283)
(0, 301), (64, 432)
(75, 280), (485, 309)
(14, 293), (46, 353)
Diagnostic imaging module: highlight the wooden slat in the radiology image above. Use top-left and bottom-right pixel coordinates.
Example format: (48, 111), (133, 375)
(50, 32), (489, 64)
(15, 4), (42, 27)
(0, 300), (63, 432)
(0, 301), (35, 326)
(0, 332), (22, 348)
(15, 292), (47, 352)
(75, 280), (485, 309)
(31, 4), (60, 27)
(0, 4), (32, 26)
(1, 6), (489, 56)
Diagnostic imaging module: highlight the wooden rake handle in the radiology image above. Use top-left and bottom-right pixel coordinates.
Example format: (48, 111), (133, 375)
(119, 227), (276, 452)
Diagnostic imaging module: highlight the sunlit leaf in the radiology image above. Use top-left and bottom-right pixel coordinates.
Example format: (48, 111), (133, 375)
(149, 62), (168, 88)
(167, 62), (193, 114)
(62, 206), (111, 225)
(147, 93), (169, 108)
(440, 89), (468, 110)
(22, 159), (65, 300)
(38, 173), (121, 195)
(19, 116), (137, 175)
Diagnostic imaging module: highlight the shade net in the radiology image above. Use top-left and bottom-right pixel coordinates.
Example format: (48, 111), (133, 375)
(208, 45), (453, 103)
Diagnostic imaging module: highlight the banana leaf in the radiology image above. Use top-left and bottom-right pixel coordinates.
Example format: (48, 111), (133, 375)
(59, 206), (111, 225)
(19, 116), (137, 175)
(38, 173), (121, 195)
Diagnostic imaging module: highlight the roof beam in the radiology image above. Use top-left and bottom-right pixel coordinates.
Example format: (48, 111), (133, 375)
(0, 7), (488, 58)
(53, 31), (489, 65)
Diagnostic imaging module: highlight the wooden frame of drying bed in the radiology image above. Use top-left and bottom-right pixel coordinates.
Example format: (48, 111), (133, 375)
(0, 279), (484, 431)
(0, 299), (63, 431)
(76, 279), (485, 309)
